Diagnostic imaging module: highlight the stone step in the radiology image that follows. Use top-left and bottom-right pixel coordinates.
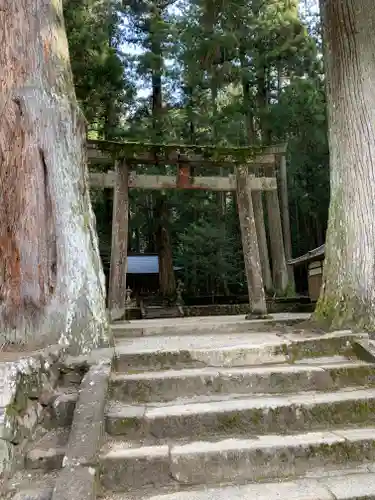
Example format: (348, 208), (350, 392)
(111, 313), (311, 338)
(99, 467), (375, 499)
(42, 390), (78, 429)
(109, 358), (375, 403)
(9, 489), (52, 500)
(143, 306), (183, 320)
(105, 386), (375, 439)
(5, 470), (59, 500)
(99, 427), (375, 491)
(26, 428), (70, 471)
(114, 331), (366, 371)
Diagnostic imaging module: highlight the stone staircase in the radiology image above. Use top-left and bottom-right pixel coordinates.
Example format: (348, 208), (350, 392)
(8, 320), (375, 499)
(98, 327), (375, 499)
(141, 305), (183, 320)
(140, 297), (183, 320)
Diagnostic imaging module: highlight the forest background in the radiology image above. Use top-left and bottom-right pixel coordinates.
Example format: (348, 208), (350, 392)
(64, 0), (326, 299)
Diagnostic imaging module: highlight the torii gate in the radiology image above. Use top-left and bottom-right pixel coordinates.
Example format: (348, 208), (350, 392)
(87, 139), (293, 321)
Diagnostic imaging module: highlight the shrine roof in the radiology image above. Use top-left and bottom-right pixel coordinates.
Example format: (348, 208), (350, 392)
(128, 255), (182, 274)
(288, 244), (325, 266)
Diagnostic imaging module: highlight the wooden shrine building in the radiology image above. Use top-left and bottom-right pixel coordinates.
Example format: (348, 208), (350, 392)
(289, 244), (325, 301)
(87, 139), (293, 320)
(126, 254), (182, 297)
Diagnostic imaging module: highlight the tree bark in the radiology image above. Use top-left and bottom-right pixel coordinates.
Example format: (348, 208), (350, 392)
(155, 198), (176, 298)
(240, 47), (255, 142)
(149, 3), (176, 298)
(0, 0), (110, 352)
(278, 155), (295, 287)
(150, 4), (164, 142)
(210, 72), (230, 296)
(314, 0), (375, 329)
(256, 66), (271, 144)
(266, 190), (289, 294)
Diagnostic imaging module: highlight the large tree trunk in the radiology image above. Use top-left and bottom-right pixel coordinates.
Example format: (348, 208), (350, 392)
(0, 0), (110, 353)
(149, 4), (176, 299)
(314, 0), (375, 329)
(155, 198), (176, 298)
(210, 73), (230, 296)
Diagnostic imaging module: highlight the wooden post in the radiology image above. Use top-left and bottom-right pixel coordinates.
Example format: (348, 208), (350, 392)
(252, 190), (273, 292)
(236, 166), (268, 317)
(108, 160), (129, 321)
(278, 154), (295, 286)
(177, 162), (191, 189)
(266, 189), (289, 294)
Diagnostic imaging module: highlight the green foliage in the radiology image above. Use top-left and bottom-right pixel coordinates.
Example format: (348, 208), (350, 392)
(64, 0), (134, 137)
(176, 218), (244, 295)
(271, 76), (329, 256)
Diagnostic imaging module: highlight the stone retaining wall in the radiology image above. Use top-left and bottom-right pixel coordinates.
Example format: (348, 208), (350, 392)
(0, 346), (65, 481)
(183, 301), (314, 317)
(126, 300), (314, 321)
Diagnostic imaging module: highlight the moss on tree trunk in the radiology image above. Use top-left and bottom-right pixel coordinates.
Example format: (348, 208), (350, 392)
(313, 0), (375, 331)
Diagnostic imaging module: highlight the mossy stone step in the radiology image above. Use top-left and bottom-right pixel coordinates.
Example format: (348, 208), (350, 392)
(109, 360), (375, 403)
(105, 387), (375, 439)
(111, 314), (311, 339)
(98, 467), (375, 499)
(114, 332), (367, 371)
(99, 428), (375, 491)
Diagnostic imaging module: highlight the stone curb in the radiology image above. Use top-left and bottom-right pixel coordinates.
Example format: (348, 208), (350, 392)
(51, 359), (112, 500)
(353, 339), (375, 363)
(52, 465), (97, 500)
